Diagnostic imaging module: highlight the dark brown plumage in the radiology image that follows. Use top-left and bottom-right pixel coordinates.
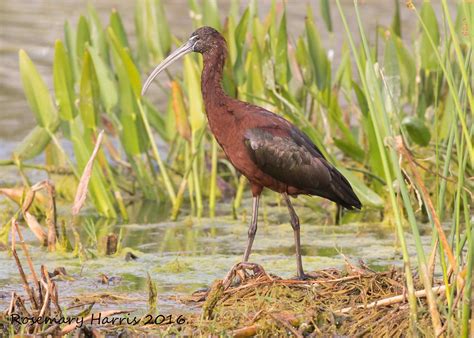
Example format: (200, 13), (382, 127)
(142, 26), (362, 278)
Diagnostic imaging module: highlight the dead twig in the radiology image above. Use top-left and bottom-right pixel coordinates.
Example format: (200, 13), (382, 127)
(396, 136), (456, 270)
(336, 285), (447, 314)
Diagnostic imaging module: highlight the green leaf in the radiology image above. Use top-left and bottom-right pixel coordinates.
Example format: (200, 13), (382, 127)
(391, 0), (401, 37)
(19, 50), (57, 129)
(419, 2), (440, 70)
(305, 6), (330, 91)
(203, 0), (220, 30)
(79, 50), (99, 129)
(154, 0), (172, 55)
(275, 12), (291, 85)
(13, 123), (59, 161)
(53, 40), (76, 121)
(108, 32), (145, 155)
(333, 138), (365, 163)
(107, 28), (141, 97)
(87, 45), (118, 113)
(109, 9), (129, 49)
(383, 36), (401, 113)
(234, 8), (250, 85)
(320, 0), (333, 32)
(402, 116), (431, 146)
(76, 16), (91, 63)
(87, 4), (108, 60)
(392, 35), (415, 100)
(64, 20), (79, 83)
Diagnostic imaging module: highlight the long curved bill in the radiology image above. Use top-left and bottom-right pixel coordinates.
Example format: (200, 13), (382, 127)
(141, 36), (197, 96)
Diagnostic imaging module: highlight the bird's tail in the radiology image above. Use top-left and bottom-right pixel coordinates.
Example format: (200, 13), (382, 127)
(327, 167), (362, 210)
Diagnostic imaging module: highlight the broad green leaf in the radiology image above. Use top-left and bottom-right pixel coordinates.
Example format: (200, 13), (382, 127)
(393, 35), (415, 100)
(13, 123), (59, 161)
(87, 45), (118, 113)
(295, 36), (312, 85)
(234, 8), (250, 85)
(305, 6), (330, 91)
(243, 41), (265, 105)
(419, 2), (440, 70)
(203, 0), (221, 30)
(107, 28), (141, 97)
(87, 4), (108, 60)
(275, 12), (291, 85)
(383, 37), (401, 113)
(53, 40), (76, 121)
(19, 50), (57, 129)
(109, 9), (129, 49)
(334, 43), (352, 90)
(76, 16), (91, 62)
(320, 0), (333, 32)
(402, 116), (431, 146)
(64, 20), (79, 83)
(109, 35), (144, 155)
(79, 50), (99, 129)
(333, 138), (364, 162)
(155, 0), (172, 54)
(391, 0), (401, 37)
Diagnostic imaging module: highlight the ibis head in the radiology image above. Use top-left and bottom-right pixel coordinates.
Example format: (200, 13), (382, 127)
(141, 26), (223, 96)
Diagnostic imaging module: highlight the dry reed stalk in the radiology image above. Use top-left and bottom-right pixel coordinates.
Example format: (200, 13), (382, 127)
(45, 182), (57, 251)
(337, 285), (447, 314)
(11, 221), (39, 311)
(231, 324), (259, 337)
(396, 137), (456, 270)
(12, 219), (40, 288)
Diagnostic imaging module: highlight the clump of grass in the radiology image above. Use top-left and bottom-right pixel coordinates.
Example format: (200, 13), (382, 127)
(182, 262), (448, 336)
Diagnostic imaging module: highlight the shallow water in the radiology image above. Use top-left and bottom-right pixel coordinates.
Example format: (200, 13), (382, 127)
(0, 197), (434, 314)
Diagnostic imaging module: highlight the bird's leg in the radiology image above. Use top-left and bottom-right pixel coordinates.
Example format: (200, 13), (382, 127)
(243, 195), (260, 262)
(282, 193), (306, 279)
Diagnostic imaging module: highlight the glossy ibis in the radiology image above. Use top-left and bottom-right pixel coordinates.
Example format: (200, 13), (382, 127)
(142, 27), (362, 278)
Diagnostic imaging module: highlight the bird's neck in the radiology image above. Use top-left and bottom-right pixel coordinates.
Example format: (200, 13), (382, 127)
(201, 44), (228, 110)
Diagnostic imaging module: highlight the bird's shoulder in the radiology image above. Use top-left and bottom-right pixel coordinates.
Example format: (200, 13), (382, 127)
(238, 105), (326, 161)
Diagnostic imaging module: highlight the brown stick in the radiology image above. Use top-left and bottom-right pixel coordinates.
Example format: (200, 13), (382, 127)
(12, 219), (40, 289)
(336, 285), (447, 314)
(45, 181), (57, 251)
(11, 222), (39, 311)
(232, 324), (258, 337)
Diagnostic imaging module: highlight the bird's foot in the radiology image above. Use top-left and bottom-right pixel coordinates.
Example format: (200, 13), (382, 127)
(223, 262), (272, 289)
(293, 272), (312, 281)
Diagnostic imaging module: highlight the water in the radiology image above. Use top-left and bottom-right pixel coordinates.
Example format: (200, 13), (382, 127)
(0, 0), (451, 156)
(0, 207), (416, 313)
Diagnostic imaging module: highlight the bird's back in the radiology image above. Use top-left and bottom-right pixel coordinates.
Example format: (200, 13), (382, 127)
(237, 103), (362, 210)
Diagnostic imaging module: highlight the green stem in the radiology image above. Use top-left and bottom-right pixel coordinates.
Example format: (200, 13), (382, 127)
(136, 99), (177, 204)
